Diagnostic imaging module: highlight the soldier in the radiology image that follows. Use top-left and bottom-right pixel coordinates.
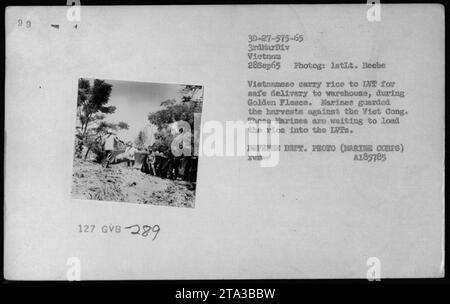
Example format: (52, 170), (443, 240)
(147, 147), (157, 176)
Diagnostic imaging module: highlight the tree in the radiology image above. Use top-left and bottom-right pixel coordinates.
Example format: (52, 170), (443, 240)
(134, 130), (146, 150)
(151, 128), (174, 154)
(180, 85), (203, 103)
(147, 85), (203, 154)
(77, 78), (115, 138)
(75, 78), (129, 161)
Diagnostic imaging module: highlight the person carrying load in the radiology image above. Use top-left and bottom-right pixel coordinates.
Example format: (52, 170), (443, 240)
(101, 132), (125, 168)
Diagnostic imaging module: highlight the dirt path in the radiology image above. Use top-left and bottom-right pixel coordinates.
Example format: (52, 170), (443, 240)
(71, 158), (195, 208)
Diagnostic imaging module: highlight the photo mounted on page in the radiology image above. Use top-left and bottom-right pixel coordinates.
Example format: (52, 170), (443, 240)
(71, 78), (204, 208)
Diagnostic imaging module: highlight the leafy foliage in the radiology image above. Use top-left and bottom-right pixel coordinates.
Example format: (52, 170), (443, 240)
(134, 130), (146, 150)
(147, 85), (203, 155)
(77, 78), (115, 137)
(75, 78), (129, 161)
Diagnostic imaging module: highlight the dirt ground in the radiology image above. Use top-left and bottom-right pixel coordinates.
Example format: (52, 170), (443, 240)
(71, 158), (195, 208)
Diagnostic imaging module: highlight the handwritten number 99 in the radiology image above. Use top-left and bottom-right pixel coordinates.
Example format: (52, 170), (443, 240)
(18, 19), (31, 28)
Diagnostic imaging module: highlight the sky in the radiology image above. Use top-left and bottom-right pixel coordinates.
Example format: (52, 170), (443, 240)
(98, 79), (186, 142)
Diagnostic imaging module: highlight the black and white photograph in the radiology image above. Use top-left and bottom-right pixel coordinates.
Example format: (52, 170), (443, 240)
(3, 3), (445, 286)
(71, 79), (203, 208)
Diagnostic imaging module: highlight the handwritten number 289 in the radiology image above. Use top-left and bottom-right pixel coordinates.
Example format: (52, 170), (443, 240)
(125, 224), (160, 240)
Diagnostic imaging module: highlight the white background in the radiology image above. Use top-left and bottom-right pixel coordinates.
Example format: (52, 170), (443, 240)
(4, 5), (445, 279)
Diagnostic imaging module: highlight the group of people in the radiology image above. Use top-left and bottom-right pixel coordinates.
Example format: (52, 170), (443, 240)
(100, 132), (198, 187)
(141, 147), (198, 185)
